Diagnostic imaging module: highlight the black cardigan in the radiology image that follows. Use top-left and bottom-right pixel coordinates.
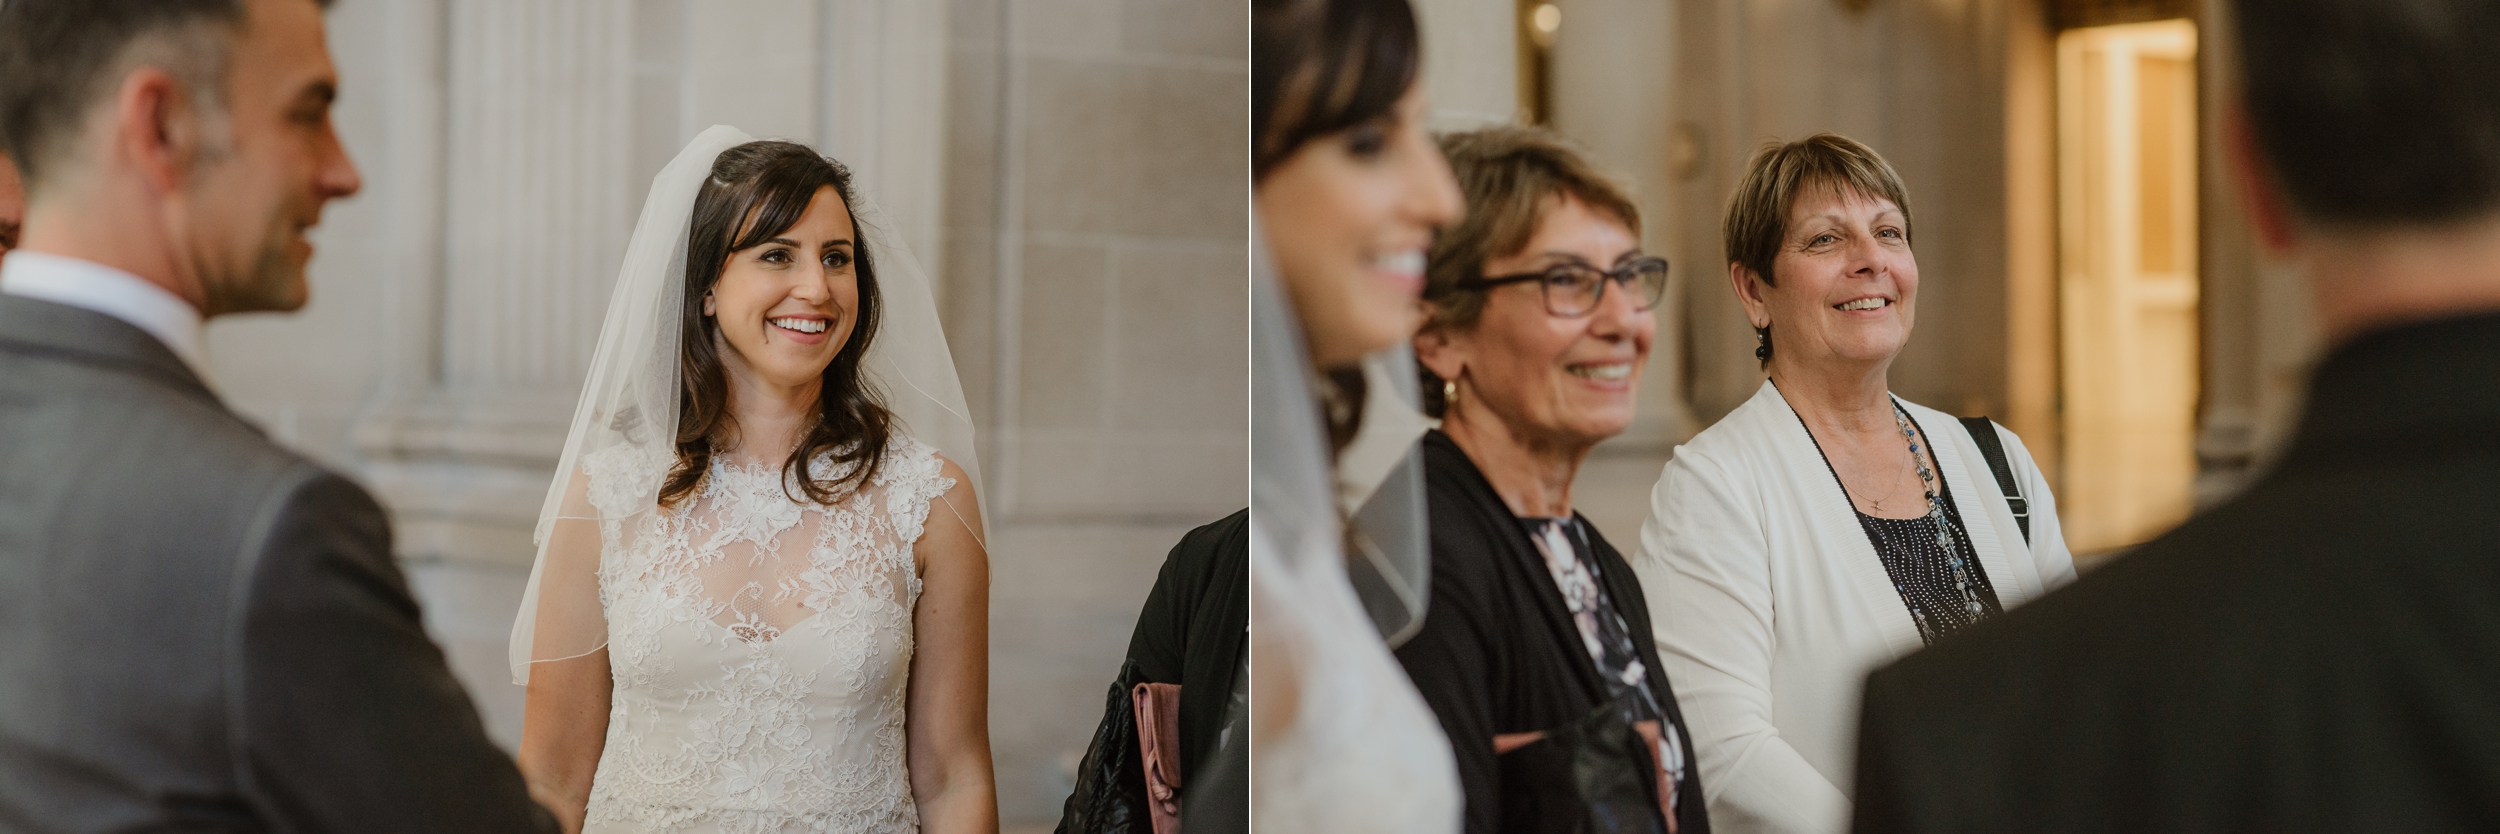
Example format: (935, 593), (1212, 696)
(1125, 508), (1250, 783)
(1396, 431), (1710, 834)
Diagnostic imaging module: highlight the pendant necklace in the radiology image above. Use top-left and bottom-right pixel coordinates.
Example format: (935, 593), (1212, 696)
(1894, 402), (1987, 619)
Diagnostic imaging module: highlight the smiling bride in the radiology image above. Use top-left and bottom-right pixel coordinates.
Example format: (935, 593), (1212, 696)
(509, 127), (996, 834)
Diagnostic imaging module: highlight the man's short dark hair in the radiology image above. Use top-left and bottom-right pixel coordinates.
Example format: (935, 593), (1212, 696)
(0, 0), (332, 192)
(2238, 0), (2500, 228)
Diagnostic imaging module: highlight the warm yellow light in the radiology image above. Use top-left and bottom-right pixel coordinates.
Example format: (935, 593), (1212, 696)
(1532, 3), (1561, 35)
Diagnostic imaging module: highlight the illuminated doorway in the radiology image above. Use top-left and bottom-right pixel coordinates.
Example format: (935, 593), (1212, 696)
(2055, 19), (2199, 556)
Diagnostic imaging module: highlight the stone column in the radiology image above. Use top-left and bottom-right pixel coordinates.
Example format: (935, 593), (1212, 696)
(1551, 0), (1697, 449)
(442, 0), (633, 393)
(819, 0), (951, 273)
(1413, 0), (1522, 128)
(359, 0), (637, 571)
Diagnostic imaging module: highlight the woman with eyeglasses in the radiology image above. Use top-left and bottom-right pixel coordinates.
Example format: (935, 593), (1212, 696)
(1627, 134), (2073, 834)
(1397, 125), (1708, 834)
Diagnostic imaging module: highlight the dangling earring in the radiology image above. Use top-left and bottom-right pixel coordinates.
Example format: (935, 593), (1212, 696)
(1754, 327), (1770, 361)
(1443, 378), (1458, 407)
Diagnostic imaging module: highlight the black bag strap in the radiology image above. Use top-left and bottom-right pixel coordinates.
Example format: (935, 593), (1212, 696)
(1957, 416), (2030, 545)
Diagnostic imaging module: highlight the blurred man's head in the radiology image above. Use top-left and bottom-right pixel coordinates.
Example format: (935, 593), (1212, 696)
(0, 0), (360, 316)
(2233, 0), (2500, 341)
(0, 153), (22, 267)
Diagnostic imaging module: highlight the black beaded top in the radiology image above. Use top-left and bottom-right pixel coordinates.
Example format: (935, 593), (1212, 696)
(1798, 407), (2006, 644)
(1855, 498), (2002, 642)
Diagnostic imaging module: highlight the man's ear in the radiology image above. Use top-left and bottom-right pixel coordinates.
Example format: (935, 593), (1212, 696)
(2224, 103), (2301, 256)
(113, 66), (202, 195)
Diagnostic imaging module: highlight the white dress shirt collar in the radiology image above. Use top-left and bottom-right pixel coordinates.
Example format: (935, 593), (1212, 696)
(0, 251), (215, 390)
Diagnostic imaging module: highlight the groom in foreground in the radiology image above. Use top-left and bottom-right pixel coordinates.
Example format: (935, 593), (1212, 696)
(0, 0), (555, 830)
(1854, 0), (2500, 830)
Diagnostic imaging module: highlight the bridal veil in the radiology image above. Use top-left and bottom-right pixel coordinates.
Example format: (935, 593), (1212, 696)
(509, 126), (983, 684)
(1250, 230), (1459, 832)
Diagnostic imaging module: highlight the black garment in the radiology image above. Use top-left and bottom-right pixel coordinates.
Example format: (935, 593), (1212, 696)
(1055, 509), (1249, 834)
(1853, 508), (2002, 642)
(1853, 313), (2500, 833)
(1127, 508), (1250, 784)
(0, 296), (557, 832)
(1396, 431), (1709, 834)
(1181, 703), (1248, 834)
(1801, 408), (2005, 641)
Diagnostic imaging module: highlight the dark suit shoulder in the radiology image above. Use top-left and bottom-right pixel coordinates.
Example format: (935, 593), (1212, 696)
(1889, 450), (2500, 692)
(0, 308), (407, 830)
(233, 468), (556, 832)
(1861, 459), (2500, 832)
(0, 325), (312, 522)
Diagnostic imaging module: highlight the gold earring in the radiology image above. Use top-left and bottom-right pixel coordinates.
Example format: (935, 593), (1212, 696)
(1443, 378), (1458, 405)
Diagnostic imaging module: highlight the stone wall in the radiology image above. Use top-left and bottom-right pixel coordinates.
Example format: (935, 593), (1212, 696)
(941, 0), (1248, 821)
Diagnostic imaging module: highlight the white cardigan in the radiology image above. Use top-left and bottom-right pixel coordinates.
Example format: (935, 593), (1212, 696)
(1631, 381), (2075, 834)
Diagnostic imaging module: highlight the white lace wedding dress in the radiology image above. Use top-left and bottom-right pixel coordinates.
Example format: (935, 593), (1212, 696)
(579, 434), (955, 834)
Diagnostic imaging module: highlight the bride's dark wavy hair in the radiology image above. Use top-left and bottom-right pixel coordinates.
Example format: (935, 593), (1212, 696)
(658, 140), (893, 509)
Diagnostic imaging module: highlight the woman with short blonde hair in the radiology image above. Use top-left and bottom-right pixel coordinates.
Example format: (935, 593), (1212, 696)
(1630, 133), (2075, 833)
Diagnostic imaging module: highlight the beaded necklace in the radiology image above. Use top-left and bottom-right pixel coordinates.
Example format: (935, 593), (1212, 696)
(1892, 401), (1988, 631)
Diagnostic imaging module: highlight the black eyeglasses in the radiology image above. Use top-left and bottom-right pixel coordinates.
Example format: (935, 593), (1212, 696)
(1454, 255), (1670, 317)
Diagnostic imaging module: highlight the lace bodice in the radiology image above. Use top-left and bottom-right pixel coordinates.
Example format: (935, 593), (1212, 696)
(581, 435), (956, 834)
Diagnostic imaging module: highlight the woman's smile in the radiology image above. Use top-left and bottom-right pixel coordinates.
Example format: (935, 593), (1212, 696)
(766, 313), (834, 345)
(1564, 358), (1636, 386)
(1369, 248), (1429, 295)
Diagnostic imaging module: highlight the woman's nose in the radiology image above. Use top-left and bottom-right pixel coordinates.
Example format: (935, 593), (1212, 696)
(1403, 145), (1465, 228)
(1846, 235), (1886, 277)
(792, 272), (833, 303)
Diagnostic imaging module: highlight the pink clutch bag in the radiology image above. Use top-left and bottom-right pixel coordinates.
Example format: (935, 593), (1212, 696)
(1132, 682), (1185, 834)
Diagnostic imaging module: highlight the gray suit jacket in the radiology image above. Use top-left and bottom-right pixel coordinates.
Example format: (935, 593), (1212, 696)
(0, 296), (556, 833)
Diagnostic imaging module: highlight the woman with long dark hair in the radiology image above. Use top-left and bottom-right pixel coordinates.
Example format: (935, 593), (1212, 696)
(510, 128), (996, 833)
(1250, 0), (1466, 831)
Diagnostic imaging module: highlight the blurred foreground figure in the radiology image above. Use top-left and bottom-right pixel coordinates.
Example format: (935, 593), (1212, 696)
(0, 1), (554, 830)
(1854, 1), (2500, 831)
(1248, 0), (1468, 831)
